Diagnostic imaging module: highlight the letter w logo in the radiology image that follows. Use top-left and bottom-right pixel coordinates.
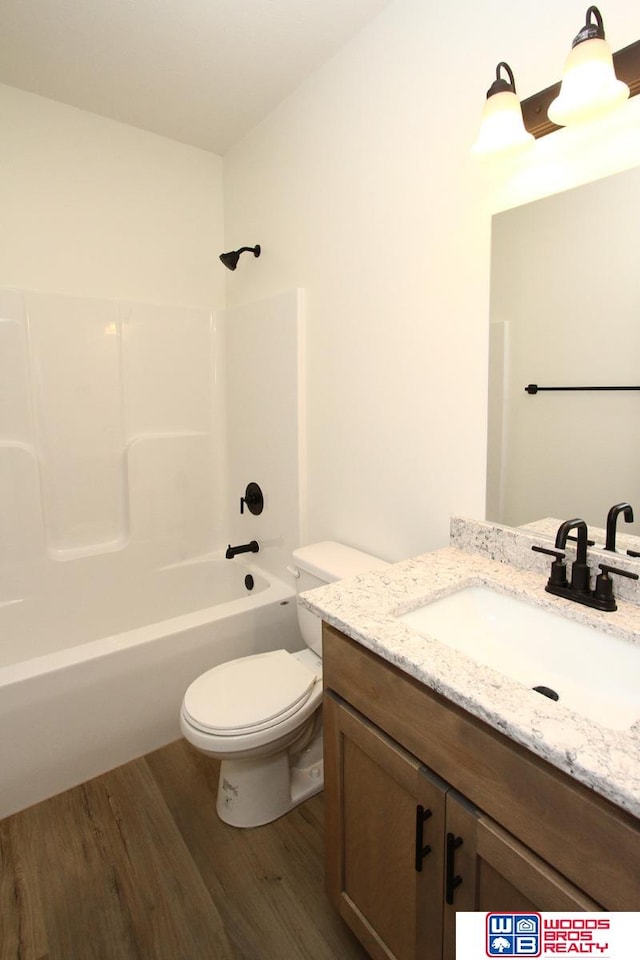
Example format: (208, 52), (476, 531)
(490, 916), (514, 935)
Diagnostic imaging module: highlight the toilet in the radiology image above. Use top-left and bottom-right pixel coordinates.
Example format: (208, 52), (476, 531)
(180, 541), (388, 828)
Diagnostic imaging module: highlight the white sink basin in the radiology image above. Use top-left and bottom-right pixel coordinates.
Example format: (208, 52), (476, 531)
(398, 585), (640, 731)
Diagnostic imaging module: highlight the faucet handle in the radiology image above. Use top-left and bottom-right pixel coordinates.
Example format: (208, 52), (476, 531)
(531, 545), (565, 559)
(597, 563), (639, 582)
(594, 563), (639, 608)
(240, 482), (264, 516)
(564, 534), (595, 547)
(531, 545), (568, 587)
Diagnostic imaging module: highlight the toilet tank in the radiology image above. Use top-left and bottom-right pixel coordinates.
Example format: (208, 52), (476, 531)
(291, 541), (389, 655)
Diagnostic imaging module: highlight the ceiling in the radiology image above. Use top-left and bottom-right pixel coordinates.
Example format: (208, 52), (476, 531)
(0, 0), (391, 155)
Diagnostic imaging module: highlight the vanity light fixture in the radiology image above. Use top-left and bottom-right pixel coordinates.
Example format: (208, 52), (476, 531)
(219, 244), (261, 271)
(475, 7), (640, 145)
(471, 62), (534, 156)
(548, 6), (629, 126)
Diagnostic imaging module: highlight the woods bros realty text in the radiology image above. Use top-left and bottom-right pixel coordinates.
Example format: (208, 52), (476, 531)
(542, 918), (610, 954)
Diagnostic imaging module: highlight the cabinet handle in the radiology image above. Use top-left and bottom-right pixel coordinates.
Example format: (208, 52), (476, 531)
(414, 805), (433, 872)
(445, 832), (463, 904)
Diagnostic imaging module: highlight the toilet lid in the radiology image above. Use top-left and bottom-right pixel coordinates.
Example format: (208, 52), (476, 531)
(183, 649), (319, 736)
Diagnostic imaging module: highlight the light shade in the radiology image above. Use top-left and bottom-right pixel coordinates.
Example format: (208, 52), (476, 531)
(472, 63), (534, 156)
(548, 7), (629, 126)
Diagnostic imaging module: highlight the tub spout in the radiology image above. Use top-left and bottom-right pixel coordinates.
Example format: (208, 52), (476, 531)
(225, 541), (260, 559)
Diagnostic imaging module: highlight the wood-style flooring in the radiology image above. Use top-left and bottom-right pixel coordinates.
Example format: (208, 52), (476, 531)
(0, 739), (369, 960)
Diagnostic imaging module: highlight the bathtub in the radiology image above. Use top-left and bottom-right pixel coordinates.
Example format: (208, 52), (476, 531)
(0, 557), (299, 818)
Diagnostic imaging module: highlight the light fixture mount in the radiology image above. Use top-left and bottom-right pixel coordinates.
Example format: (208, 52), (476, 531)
(486, 62), (518, 98)
(572, 6), (606, 47)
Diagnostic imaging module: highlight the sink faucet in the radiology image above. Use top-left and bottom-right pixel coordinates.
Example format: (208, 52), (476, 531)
(532, 517), (638, 611)
(604, 502), (634, 552)
(554, 518), (590, 594)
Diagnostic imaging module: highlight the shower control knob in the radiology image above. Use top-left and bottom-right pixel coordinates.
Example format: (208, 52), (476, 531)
(240, 482), (264, 515)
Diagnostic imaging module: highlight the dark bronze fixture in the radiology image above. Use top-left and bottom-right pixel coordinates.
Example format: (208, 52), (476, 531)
(414, 805), (433, 873)
(240, 482), (264, 516)
(484, 62), (520, 99)
(531, 544), (568, 588)
(604, 502), (634, 552)
(525, 383), (640, 394)
(225, 540), (260, 559)
(219, 245), (261, 271)
(555, 519), (592, 594)
(445, 833), (463, 904)
(593, 562), (637, 609)
(532, 517), (638, 611)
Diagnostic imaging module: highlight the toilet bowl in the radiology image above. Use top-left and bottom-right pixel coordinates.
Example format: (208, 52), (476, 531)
(180, 541), (388, 828)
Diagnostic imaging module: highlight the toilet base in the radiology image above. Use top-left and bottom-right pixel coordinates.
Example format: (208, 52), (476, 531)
(216, 726), (323, 828)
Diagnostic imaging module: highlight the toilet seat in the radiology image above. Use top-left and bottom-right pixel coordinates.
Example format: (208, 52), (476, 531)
(182, 649), (320, 737)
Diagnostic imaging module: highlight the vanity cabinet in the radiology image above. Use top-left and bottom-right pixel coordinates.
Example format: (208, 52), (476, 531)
(322, 624), (640, 960)
(324, 693), (447, 960)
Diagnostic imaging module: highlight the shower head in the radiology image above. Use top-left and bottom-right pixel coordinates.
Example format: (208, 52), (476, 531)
(219, 245), (261, 271)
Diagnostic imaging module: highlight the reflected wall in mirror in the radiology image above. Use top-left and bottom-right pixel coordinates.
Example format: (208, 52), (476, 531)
(486, 165), (640, 540)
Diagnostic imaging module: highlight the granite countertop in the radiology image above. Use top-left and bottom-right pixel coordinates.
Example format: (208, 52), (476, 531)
(300, 544), (640, 819)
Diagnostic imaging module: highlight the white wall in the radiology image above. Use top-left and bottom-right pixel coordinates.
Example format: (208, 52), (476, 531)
(0, 83), (224, 308)
(223, 0), (640, 562)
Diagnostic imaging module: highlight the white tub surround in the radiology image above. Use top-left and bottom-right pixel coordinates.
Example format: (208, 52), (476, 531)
(300, 518), (640, 819)
(0, 288), (221, 576)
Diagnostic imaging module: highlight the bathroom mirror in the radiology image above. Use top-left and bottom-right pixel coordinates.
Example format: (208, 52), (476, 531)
(486, 164), (640, 547)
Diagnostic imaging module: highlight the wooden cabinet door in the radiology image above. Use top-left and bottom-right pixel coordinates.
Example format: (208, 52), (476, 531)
(324, 693), (447, 960)
(442, 790), (602, 960)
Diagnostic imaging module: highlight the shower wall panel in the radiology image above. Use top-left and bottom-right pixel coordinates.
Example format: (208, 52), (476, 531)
(0, 288), (219, 580)
(224, 289), (304, 579)
(0, 291), (44, 592)
(121, 302), (214, 436)
(28, 292), (125, 557)
(0, 289), (32, 443)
